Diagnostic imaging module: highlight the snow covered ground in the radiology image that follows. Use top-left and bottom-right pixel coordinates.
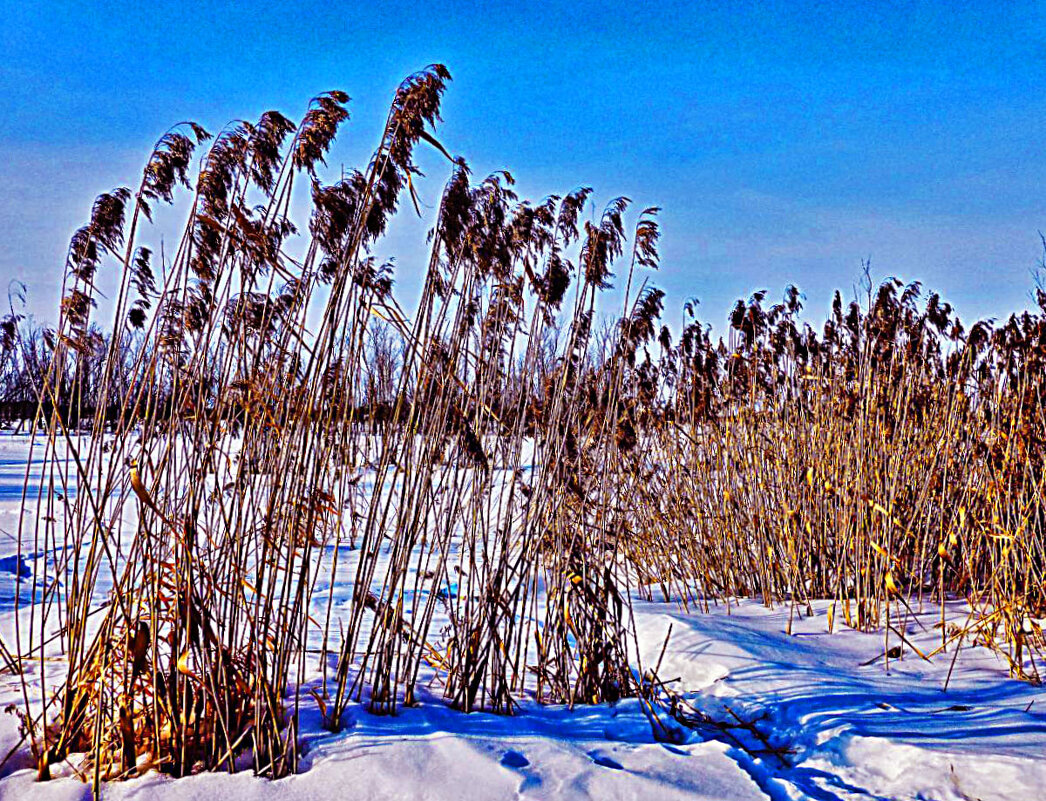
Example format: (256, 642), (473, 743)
(0, 430), (1043, 800)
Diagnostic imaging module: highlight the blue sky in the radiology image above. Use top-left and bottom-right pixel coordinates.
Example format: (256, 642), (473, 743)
(2, 0), (1045, 330)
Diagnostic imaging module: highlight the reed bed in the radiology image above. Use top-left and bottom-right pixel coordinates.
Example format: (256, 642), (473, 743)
(1, 64), (1043, 790)
(626, 281), (1046, 679)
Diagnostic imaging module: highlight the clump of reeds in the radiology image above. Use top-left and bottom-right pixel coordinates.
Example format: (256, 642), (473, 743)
(622, 276), (1046, 681)
(9, 63), (672, 791)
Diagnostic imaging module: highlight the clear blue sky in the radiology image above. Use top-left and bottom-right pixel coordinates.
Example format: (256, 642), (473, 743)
(2, 0), (1045, 330)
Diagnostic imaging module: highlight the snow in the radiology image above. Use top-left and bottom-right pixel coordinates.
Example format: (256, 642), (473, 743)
(0, 430), (1043, 801)
(634, 600), (1046, 800)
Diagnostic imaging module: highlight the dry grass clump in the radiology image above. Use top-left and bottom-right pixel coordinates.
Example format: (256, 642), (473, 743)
(623, 278), (1046, 680)
(4, 64), (1045, 793)
(8, 64), (662, 788)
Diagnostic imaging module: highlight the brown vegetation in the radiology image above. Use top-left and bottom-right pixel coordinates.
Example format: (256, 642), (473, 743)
(2, 65), (1043, 790)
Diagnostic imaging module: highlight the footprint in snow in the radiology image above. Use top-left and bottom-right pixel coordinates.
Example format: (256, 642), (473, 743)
(660, 743), (689, 756)
(500, 749), (530, 769)
(587, 750), (624, 770)
(500, 750), (542, 793)
(518, 775), (542, 792)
